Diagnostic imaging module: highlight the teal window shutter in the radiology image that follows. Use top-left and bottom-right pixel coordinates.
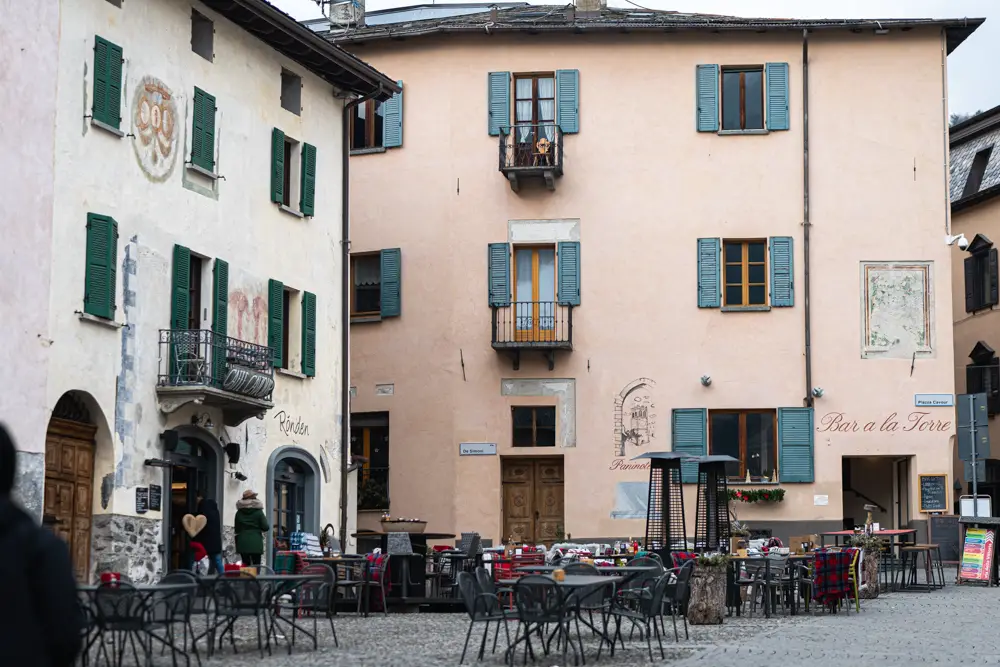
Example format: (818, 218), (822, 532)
(92, 36), (123, 129)
(268, 279), (284, 367)
(555, 69), (579, 134)
(488, 72), (510, 136)
(765, 62), (790, 131)
(171, 245), (191, 330)
(696, 238), (721, 308)
(270, 128), (285, 204)
(211, 259), (229, 386)
(557, 241), (581, 306)
(488, 243), (510, 307)
(382, 81), (404, 148)
(672, 409), (707, 483)
(695, 64), (719, 132)
(380, 248), (401, 318)
(769, 236), (794, 307)
(84, 213), (118, 319)
(778, 407), (814, 483)
(191, 87), (217, 172)
(300, 143), (317, 216)
(301, 291), (317, 377)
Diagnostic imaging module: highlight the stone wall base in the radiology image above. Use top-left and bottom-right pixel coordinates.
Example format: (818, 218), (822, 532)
(91, 514), (163, 584)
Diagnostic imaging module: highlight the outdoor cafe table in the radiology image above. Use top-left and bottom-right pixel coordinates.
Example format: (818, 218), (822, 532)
(820, 528), (916, 547)
(727, 554), (815, 618)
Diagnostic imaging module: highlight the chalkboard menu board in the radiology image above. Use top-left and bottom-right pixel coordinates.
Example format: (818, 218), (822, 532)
(919, 473), (948, 513)
(135, 487), (149, 514)
(930, 514), (961, 562)
(149, 484), (162, 512)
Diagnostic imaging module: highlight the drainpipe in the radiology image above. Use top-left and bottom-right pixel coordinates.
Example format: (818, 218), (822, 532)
(940, 28), (951, 234)
(802, 28), (814, 409)
(339, 87), (382, 550)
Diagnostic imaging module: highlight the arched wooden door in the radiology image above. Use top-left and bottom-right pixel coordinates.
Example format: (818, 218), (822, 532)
(44, 417), (96, 581)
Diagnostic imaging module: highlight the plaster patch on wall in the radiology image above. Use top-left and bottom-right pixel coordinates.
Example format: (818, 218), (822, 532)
(508, 218), (580, 244)
(101, 473), (114, 510)
(319, 445), (331, 483)
(375, 383), (394, 396)
(131, 77), (178, 183)
(860, 262), (934, 359)
(12, 451), (44, 520)
(500, 378), (576, 447)
(114, 237), (139, 487)
(610, 481), (648, 520)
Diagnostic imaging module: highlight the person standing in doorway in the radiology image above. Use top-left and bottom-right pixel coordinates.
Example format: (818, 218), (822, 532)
(194, 495), (225, 574)
(234, 489), (269, 566)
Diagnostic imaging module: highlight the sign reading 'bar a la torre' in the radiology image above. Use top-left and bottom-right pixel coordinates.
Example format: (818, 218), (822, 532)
(817, 411), (952, 434)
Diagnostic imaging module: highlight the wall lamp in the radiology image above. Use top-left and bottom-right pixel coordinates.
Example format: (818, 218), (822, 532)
(700, 375), (712, 387)
(811, 387), (825, 399)
(945, 234), (969, 250)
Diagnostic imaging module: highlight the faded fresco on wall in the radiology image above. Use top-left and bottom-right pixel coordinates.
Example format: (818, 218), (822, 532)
(131, 77), (178, 182)
(612, 378), (657, 457)
(228, 267), (268, 347)
(610, 481), (649, 519)
(861, 262), (933, 359)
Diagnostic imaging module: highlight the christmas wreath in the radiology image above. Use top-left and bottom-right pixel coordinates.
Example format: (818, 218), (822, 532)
(728, 488), (786, 504)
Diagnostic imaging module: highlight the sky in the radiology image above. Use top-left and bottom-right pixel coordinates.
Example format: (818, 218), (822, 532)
(273, 0), (998, 116)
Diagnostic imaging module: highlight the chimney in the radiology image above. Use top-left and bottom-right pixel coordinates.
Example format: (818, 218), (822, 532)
(575, 0), (606, 17)
(327, 0), (365, 27)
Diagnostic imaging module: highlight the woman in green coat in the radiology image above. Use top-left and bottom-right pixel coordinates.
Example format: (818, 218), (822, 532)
(234, 489), (269, 566)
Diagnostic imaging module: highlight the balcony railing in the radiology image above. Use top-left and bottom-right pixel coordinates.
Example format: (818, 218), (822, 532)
(157, 329), (275, 402)
(498, 124), (563, 191)
(492, 301), (573, 348)
(357, 466), (390, 511)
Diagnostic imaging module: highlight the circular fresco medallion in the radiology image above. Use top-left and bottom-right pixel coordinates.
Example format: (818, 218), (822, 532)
(131, 76), (178, 182)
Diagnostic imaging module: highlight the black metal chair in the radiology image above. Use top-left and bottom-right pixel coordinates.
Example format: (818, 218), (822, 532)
(147, 577), (200, 667)
(92, 582), (151, 667)
(211, 574), (271, 657)
(663, 561), (694, 641)
(272, 563), (338, 652)
(512, 575), (581, 667)
(457, 571), (511, 664)
(604, 573), (670, 662)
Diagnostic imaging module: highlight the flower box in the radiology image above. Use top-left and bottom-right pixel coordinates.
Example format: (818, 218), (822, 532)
(381, 519), (427, 534)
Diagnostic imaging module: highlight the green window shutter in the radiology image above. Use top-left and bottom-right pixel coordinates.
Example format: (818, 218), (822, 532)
(487, 71), (510, 136)
(299, 143), (317, 216)
(382, 81), (404, 148)
(211, 259), (229, 386)
(301, 291), (317, 377)
(557, 241), (581, 306)
(171, 245), (191, 330)
(769, 236), (794, 307)
(270, 128), (285, 204)
(268, 279), (284, 367)
(696, 238), (721, 308)
(555, 69), (579, 134)
(192, 88), (217, 171)
(380, 248), (401, 318)
(778, 407), (814, 483)
(83, 214), (117, 319)
(765, 62), (790, 131)
(695, 64), (719, 132)
(488, 243), (511, 307)
(672, 408), (707, 483)
(93, 36), (123, 129)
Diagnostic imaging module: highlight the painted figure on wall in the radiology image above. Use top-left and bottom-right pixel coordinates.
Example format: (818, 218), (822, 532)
(131, 77), (178, 182)
(861, 262), (932, 358)
(613, 378), (657, 457)
(229, 286), (268, 348)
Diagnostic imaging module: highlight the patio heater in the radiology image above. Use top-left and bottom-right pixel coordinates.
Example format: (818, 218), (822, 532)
(693, 455), (738, 554)
(632, 452), (688, 562)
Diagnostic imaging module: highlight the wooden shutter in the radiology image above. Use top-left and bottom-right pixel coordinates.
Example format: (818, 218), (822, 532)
(171, 245), (191, 331)
(487, 71), (510, 136)
(84, 214), (117, 319)
(93, 36), (123, 129)
(765, 62), (790, 131)
(270, 128), (285, 204)
(300, 143), (317, 216)
(965, 256), (978, 312)
(555, 69), (580, 134)
(488, 243), (511, 307)
(672, 409), (707, 483)
(268, 279), (284, 367)
(192, 87), (216, 171)
(769, 236), (794, 307)
(695, 64), (719, 132)
(301, 291), (317, 376)
(696, 238), (721, 308)
(382, 81), (404, 148)
(379, 248), (401, 318)
(989, 249), (999, 307)
(778, 407), (814, 483)
(557, 241), (581, 306)
(967, 364), (985, 394)
(211, 259), (229, 386)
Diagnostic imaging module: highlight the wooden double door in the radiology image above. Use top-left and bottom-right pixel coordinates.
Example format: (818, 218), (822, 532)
(501, 458), (564, 545)
(44, 418), (96, 582)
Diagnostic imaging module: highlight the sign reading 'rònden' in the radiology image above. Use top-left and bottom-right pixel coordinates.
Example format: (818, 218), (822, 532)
(816, 411), (952, 434)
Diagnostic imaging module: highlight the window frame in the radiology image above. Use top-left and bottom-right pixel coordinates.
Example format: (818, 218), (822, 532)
(350, 252), (382, 317)
(720, 66), (765, 132)
(190, 9), (214, 62)
(273, 460), (306, 539)
(280, 69), (302, 116)
(708, 409), (778, 481)
(187, 255), (203, 330)
(511, 405), (557, 448)
(350, 99), (385, 151)
(511, 244), (557, 341)
(512, 72), (556, 127)
(722, 239), (768, 307)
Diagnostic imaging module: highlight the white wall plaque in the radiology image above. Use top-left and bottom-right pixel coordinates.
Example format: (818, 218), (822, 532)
(813, 495), (829, 506)
(460, 442), (497, 456)
(375, 383), (394, 396)
(914, 393), (954, 407)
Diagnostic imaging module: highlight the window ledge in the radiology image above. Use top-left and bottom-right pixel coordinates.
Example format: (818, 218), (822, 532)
(91, 118), (125, 137)
(278, 204), (305, 219)
(76, 311), (123, 329)
(350, 147), (387, 156)
(186, 163), (220, 180)
(350, 315), (382, 324)
(722, 306), (771, 313)
(729, 481), (781, 486)
(717, 129), (769, 136)
(276, 368), (309, 380)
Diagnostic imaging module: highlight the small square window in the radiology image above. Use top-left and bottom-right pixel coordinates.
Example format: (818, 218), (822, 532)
(512, 406), (556, 447)
(351, 100), (384, 150)
(964, 146), (994, 199)
(281, 70), (302, 116)
(191, 10), (214, 62)
(723, 239), (768, 307)
(105, 0), (122, 7)
(721, 67), (764, 131)
(350, 254), (382, 316)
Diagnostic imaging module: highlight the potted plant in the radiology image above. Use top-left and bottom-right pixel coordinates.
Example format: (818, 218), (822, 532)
(687, 553), (730, 625)
(848, 533), (886, 599)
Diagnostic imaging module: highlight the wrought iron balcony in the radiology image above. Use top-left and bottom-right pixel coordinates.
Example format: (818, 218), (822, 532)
(155, 329), (275, 426)
(492, 301), (573, 370)
(498, 124), (563, 192)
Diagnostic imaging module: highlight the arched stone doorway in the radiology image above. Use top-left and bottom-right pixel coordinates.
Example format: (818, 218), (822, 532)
(162, 425), (224, 572)
(44, 392), (99, 581)
(266, 447), (321, 562)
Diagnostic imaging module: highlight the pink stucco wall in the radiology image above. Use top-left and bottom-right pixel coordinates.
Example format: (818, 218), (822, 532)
(348, 29), (956, 542)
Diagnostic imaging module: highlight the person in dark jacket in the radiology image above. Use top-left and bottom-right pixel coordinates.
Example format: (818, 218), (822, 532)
(193, 495), (225, 574)
(0, 423), (82, 667)
(234, 489), (269, 566)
